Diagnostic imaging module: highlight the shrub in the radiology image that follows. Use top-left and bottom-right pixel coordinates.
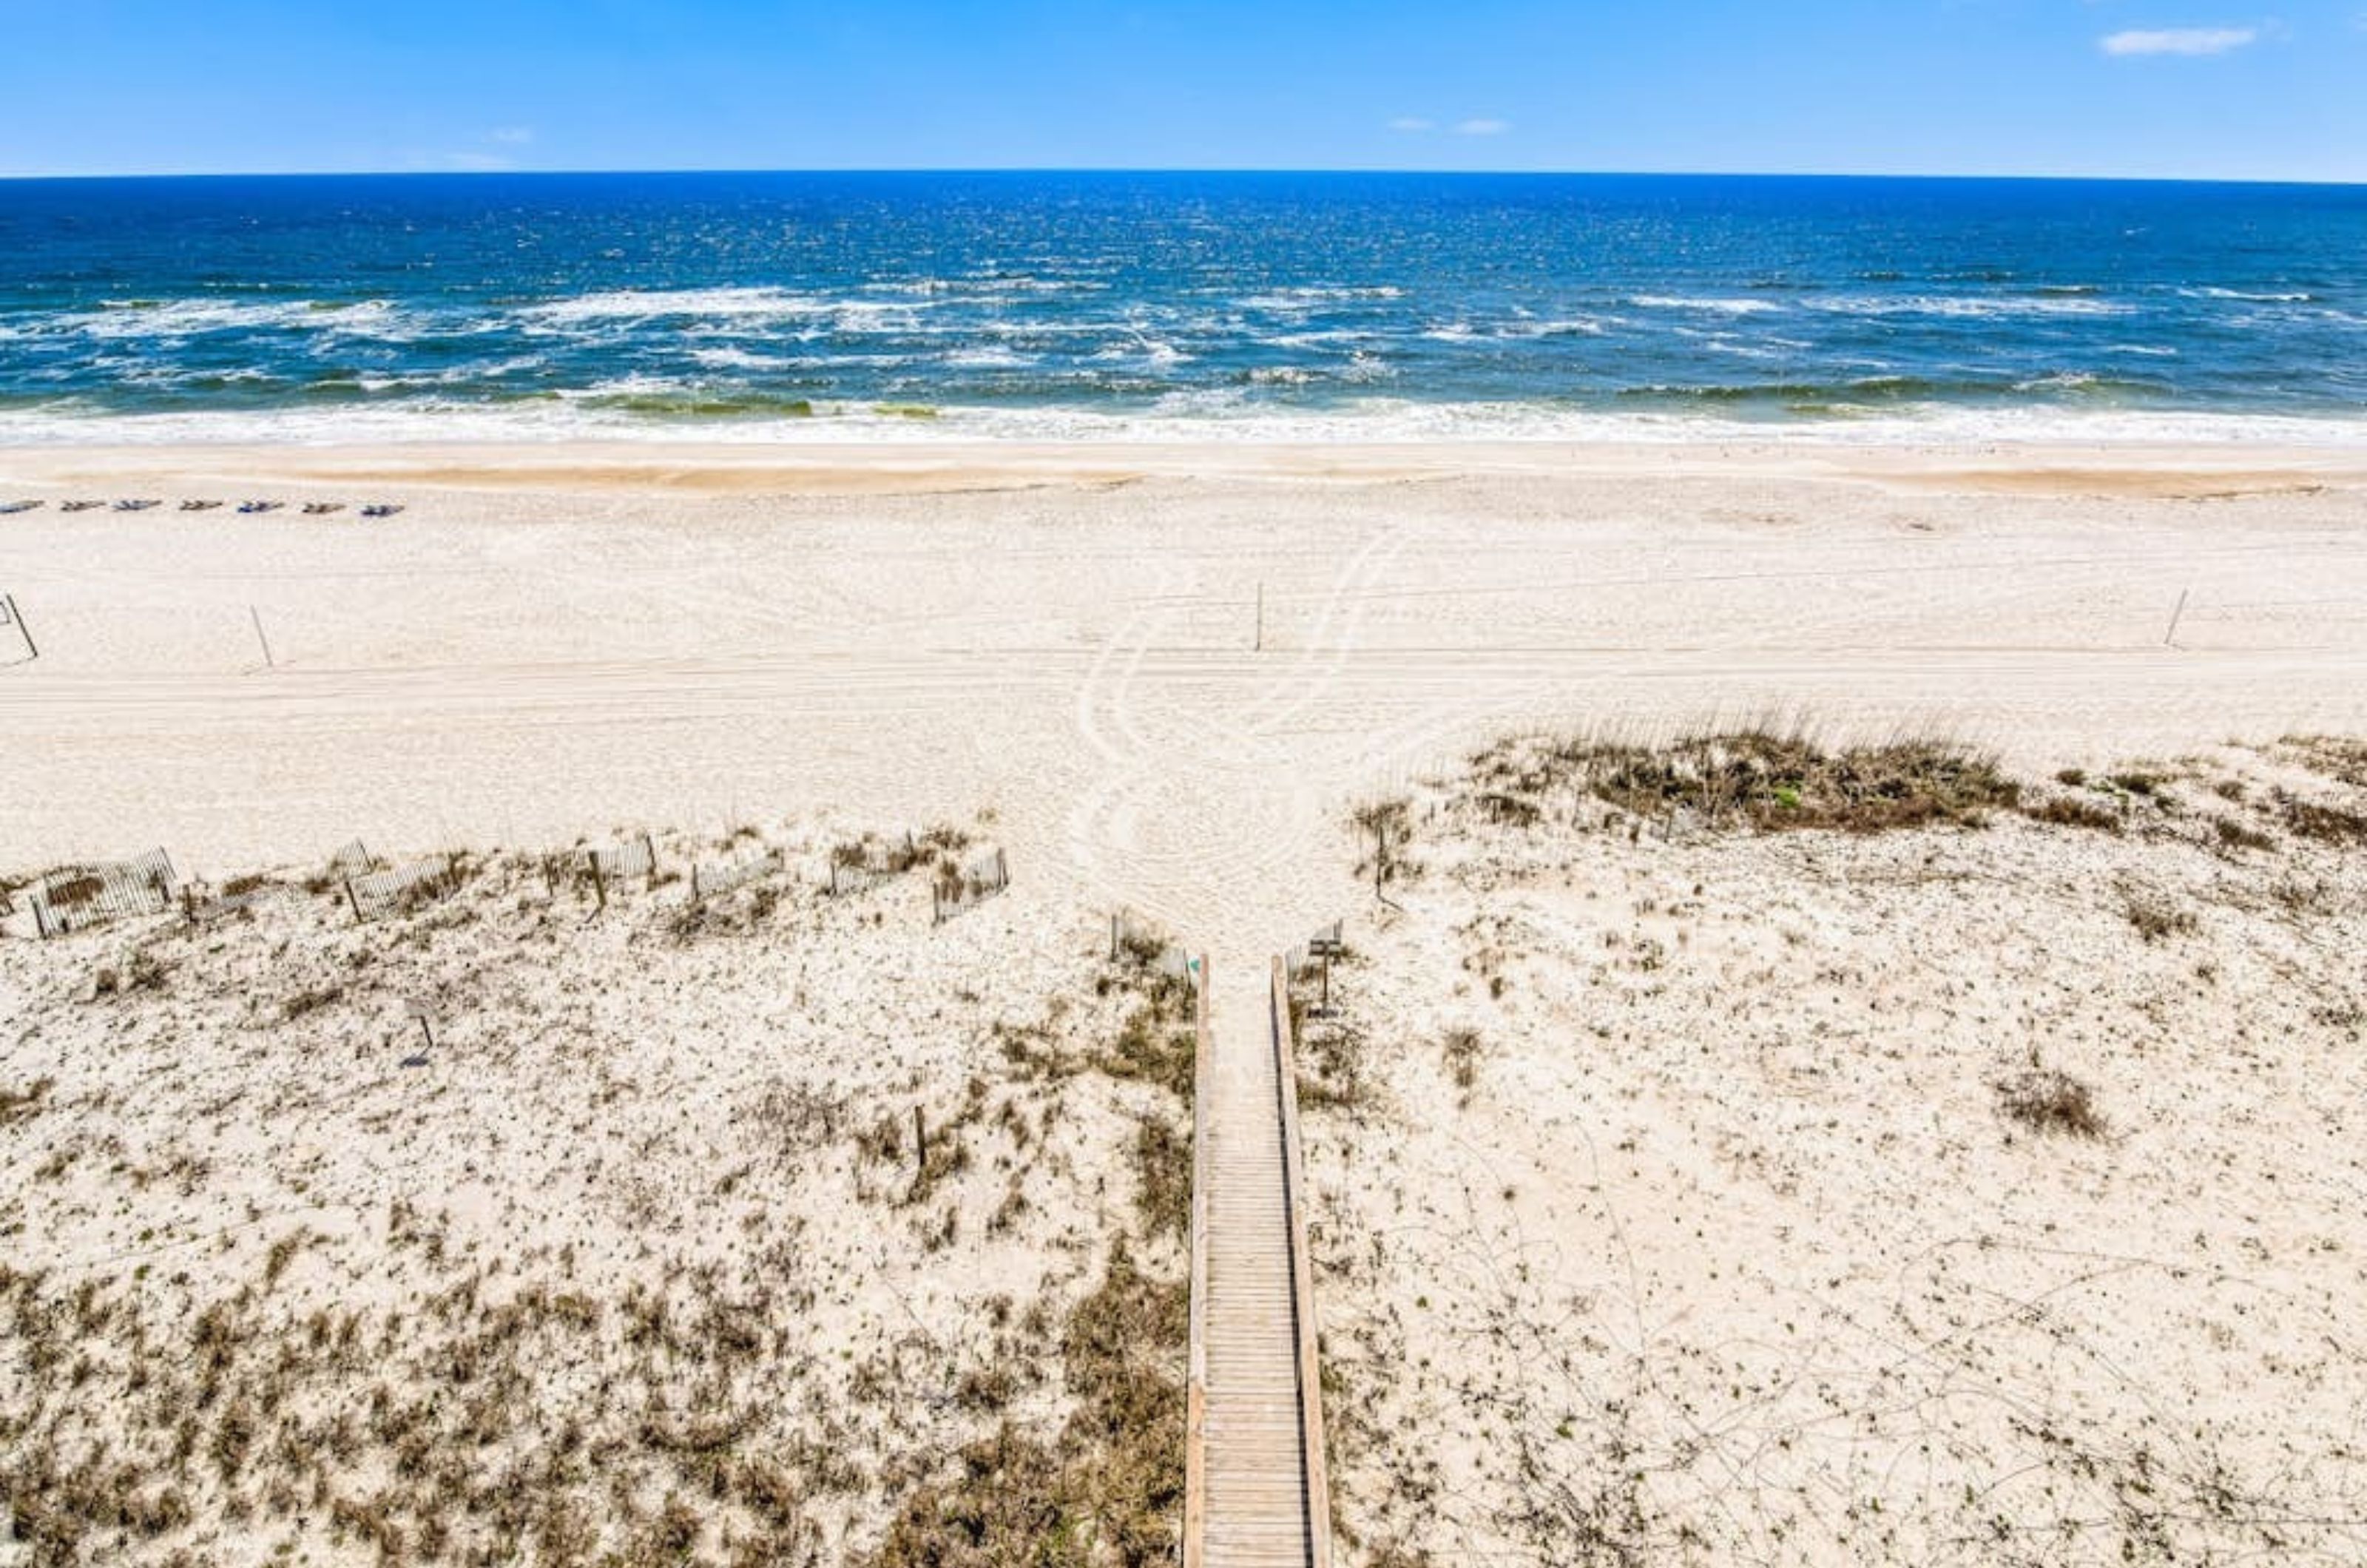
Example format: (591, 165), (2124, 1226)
(2213, 817), (2273, 852)
(2024, 795), (2122, 833)
(1129, 1115), (1192, 1240)
(2279, 794), (2367, 845)
(1469, 730), (2019, 835)
(1441, 1027), (1482, 1092)
(0, 1076), (52, 1127)
(1996, 1069), (2107, 1139)
(2124, 892), (2197, 942)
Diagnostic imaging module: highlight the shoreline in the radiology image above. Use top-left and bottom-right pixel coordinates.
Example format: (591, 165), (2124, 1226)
(7, 434), (2367, 498)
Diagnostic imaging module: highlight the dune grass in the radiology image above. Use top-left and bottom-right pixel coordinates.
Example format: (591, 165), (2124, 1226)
(1462, 728), (2020, 836)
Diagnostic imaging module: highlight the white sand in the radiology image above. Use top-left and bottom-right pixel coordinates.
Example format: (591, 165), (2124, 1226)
(4, 437), (2367, 1564)
(3, 439), (2366, 962)
(1295, 737), (2367, 1564)
(0, 817), (1192, 1564)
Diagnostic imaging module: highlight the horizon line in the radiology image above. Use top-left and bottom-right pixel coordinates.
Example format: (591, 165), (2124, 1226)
(1, 166), (2363, 189)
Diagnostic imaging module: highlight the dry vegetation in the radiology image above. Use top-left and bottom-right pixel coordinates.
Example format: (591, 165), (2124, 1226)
(1300, 730), (2367, 1567)
(868, 933), (1194, 1567)
(0, 818), (1189, 1566)
(1456, 729), (2020, 838)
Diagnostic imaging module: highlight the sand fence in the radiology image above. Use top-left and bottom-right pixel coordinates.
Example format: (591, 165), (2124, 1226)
(8, 820), (1015, 941)
(20, 848), (178, 939)
(581, 834), (660, 910)
(181, 878), (274, 926)
(930, 845), (1010, 924)
(825, 832), (923, 897)
(344, 854), (465, 923)
(689, 845), (785, 904)
(1110, 908), (1195, 979)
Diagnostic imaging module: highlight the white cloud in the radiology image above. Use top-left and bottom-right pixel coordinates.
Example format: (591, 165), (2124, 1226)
(487, 126), (536, 146)
(1388, 117), (1436, 133)
(441, 152), (519, 172)
(2100, 26), (2259, 55)
(1453, 118), (1511, 136)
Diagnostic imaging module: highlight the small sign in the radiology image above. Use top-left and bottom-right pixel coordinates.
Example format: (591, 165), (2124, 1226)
(402, 998), (439, 1056)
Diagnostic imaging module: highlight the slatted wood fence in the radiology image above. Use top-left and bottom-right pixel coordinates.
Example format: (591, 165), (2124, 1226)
(27, 849), (178, 938)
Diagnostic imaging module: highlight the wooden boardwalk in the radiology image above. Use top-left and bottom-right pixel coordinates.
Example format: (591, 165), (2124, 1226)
(1185, 958), (1330, 1568)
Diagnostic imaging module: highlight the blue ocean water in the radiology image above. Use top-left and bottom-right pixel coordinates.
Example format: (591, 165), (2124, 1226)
(1, 172), (2363, 443)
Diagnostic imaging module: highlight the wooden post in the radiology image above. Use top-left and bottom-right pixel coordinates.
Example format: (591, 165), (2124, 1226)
(249, 605), (275, 669)
(1255, 581), (1263, 652)
(911, 1106), (928, 1190)
(590, 856), (607, 912)
(3, 593), (33, 660)
(342, 874), (364, 925)
(2164, 588), (2190, 648)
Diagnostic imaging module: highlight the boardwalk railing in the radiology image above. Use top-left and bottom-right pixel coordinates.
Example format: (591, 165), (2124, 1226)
(1184, 954), (1213, 1568)
(1269, 956), (1335, 1567)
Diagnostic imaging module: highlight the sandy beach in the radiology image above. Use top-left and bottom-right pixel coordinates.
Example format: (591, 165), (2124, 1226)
(5, 436), (2367, 1564)
(4, 438), (2366, 957)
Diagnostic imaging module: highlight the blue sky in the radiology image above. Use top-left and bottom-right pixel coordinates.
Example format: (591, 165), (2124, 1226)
(2, 1), (2360, 180)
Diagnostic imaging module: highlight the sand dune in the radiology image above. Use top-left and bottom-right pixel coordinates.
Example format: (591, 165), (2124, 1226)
(1294, 733), (2367, 1566)
(0, 818), (1195, 1564)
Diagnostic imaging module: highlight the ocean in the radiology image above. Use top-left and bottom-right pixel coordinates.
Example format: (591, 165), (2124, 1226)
(1, 171), (2363, 445)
